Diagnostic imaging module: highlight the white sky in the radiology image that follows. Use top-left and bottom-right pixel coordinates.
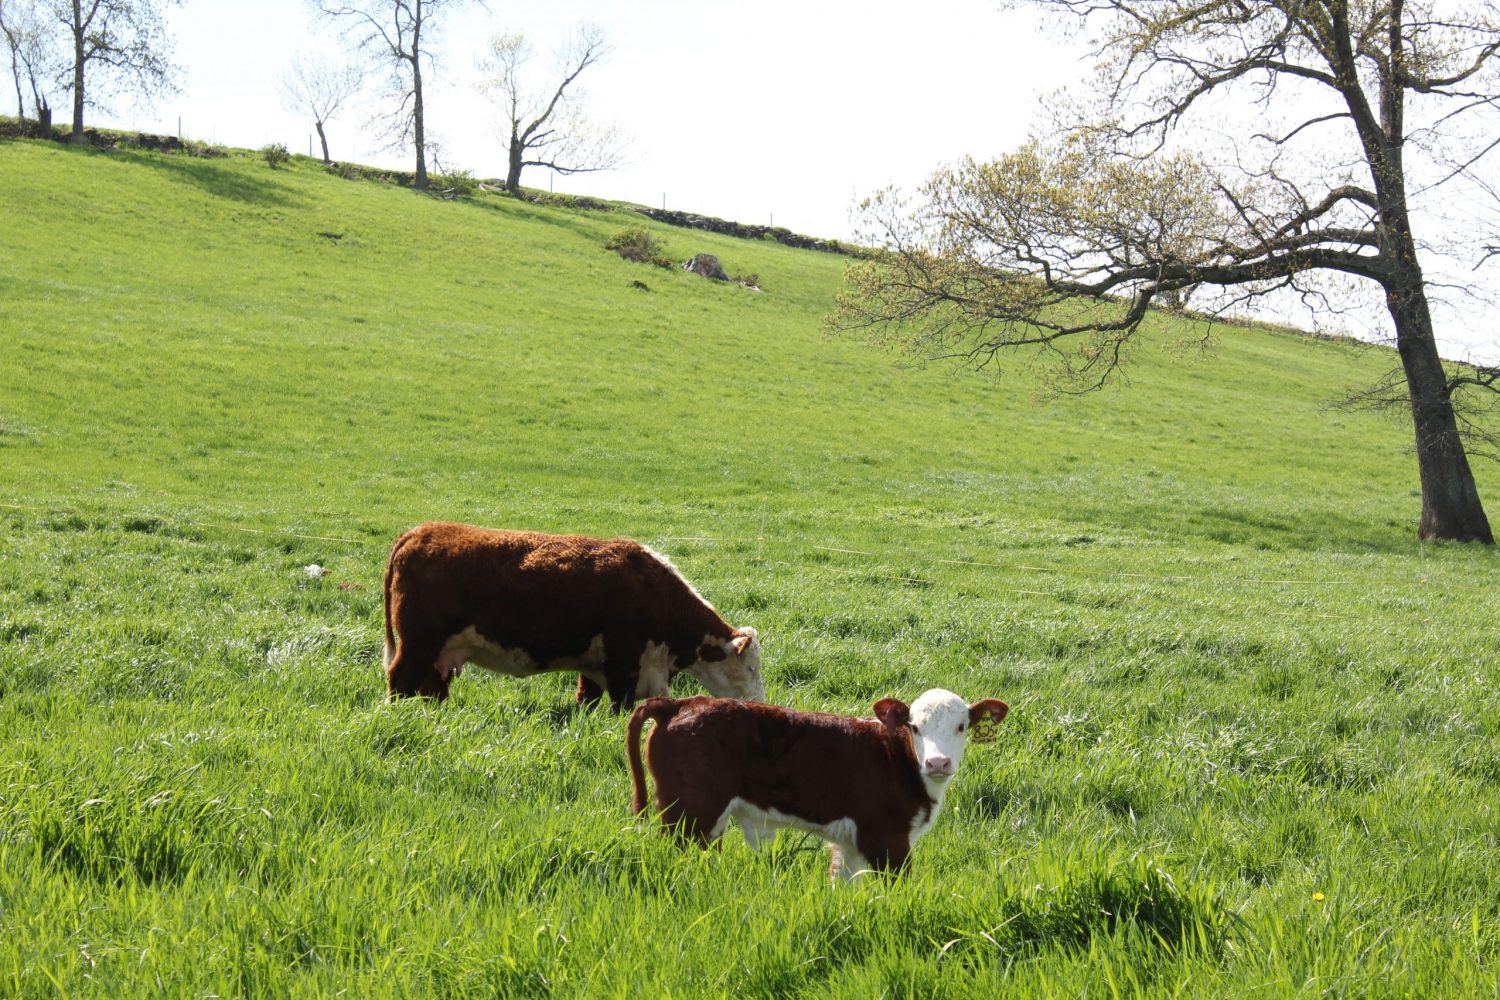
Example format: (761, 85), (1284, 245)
(110, 0), (1076, 243)
(75, 0), (1500, 364)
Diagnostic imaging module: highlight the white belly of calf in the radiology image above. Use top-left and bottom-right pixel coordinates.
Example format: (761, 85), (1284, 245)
(726, 798), (858, 853)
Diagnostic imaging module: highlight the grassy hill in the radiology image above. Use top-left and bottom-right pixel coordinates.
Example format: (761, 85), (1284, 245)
(2, 137), (1499, 996)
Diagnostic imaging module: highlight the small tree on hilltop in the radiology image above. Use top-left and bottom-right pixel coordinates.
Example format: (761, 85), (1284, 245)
(314, 0), (483, 191)
(2, 0), (61, 127)
(831, 0), (1500, 543)
(477, 23), (626, 194)
(277, 52), (363, 164)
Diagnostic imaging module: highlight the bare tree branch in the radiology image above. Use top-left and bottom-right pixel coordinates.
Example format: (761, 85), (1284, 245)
(314, 0), (483, 189)
(278, 52), (364, 163)
(832, 0), (1500, 542)
(476, 22), (627, 193)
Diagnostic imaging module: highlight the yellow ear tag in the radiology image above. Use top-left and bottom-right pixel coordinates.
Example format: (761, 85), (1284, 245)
(971, 713), (1002, 744)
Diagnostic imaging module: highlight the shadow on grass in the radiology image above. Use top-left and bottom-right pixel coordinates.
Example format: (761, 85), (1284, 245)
(1103, 500), (1420, 555)
(120, 149), (307, 207)
(462, 191), (615, 243)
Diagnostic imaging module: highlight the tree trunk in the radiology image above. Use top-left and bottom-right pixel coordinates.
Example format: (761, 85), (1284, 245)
(505, 135), (522, 192)
(10, 59), (22, 122)
(409, 41), (426, 189)
(315, 120), (330, 164)
(1387, 272), (1494, 542)
(70, 17), (85, 143)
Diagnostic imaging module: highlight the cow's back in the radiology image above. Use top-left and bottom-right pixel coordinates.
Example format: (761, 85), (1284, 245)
(387, 522), (727, 660)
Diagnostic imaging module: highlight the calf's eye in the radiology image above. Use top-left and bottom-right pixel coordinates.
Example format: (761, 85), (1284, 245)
(910, 725), (920, 735)
(957, 724), (966, 733)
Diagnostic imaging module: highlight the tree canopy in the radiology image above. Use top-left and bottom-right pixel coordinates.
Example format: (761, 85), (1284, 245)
(832, 0), (1500, 542)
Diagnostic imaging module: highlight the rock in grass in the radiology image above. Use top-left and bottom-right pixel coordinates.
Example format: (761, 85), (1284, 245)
(682, 253), (729, 281)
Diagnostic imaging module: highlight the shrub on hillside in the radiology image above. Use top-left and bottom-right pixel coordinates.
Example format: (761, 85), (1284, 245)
(606, 228), (665, 264)
(434, 168), (478, 197)
(261, 143), (290, 169)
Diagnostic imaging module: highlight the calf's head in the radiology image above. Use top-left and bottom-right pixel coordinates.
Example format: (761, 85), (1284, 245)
(875, 688), (1009, 785)
(685, 626), (765, 702)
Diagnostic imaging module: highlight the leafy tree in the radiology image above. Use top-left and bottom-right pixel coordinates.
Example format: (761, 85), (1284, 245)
(54, 0), (180, 143)
(277, 52), (363, 164)
(314, 0), (481, 191)
(832, 0), (1500, 543)
(477, 23), (625, 194)
(1, 0), (61, 126)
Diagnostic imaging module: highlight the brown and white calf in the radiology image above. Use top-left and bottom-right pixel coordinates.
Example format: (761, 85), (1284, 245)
(627, 689), (1008, 881)
(382, 522), (764, 708)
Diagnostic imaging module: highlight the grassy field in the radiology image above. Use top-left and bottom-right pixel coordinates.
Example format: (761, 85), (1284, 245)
(2, 136), (1499, 997)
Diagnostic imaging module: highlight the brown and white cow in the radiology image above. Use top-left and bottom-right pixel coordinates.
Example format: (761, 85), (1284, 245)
(381, 522), (765, 708)
(627, 688), (1008, 881)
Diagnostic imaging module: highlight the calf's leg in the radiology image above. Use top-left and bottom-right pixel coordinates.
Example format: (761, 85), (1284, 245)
(576, 674), (604, 707)
(829, 843), (872, 883)
(853, 832), (911, 877)
(658, 798), (724, 847)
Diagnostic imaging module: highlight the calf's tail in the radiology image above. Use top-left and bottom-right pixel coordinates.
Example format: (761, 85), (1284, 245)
(628, 698), (682, 815)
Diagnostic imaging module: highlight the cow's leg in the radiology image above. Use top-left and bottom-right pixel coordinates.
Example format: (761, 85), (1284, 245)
(603, 638), (647, 711)
(386, 630), (451, 701)
(576, 674), (605, 707)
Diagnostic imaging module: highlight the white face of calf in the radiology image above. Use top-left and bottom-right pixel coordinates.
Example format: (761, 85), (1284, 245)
(686, 627), (765, 702)
(875, 688), (1009, 790)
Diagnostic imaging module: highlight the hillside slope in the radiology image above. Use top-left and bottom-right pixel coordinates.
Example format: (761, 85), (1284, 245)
(2, 138), (1475, 550)
(3, 138), (1500, 997)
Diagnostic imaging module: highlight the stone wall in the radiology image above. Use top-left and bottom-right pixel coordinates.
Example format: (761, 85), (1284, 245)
(634, 207), (851, 256)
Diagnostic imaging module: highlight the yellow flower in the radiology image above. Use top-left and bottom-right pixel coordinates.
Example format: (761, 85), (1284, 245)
(1312, 892), (1326, 902)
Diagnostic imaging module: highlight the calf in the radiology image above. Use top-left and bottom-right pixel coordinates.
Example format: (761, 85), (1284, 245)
(627, 689), (1008, 881)
(382, 522), (764, 708)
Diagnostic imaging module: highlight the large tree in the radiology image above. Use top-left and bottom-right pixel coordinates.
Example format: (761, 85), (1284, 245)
(54, 0), (179, 143)
(477, 23), (624, 194)
(314, 0), (479, 190)
(832, 0), (1500, 543)
(277, 52), (363, 164)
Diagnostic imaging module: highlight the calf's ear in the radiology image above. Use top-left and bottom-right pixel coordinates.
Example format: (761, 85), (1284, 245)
(873, 698), (909, 729)
(967, 699), (1009, 743)
(729, 632), (754, 656)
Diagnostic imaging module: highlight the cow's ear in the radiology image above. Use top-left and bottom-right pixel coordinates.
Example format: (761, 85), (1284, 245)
(873, 698), (909, 730)
(968, 699), (1009, 743)
(729, 630), (755, 657)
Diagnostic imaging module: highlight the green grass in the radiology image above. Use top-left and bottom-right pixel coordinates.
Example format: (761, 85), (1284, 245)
(2, 137), (1500, 997)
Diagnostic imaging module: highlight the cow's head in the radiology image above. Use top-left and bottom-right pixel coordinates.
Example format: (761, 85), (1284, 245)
(686, 627), (765, 702)
(875, 688), (1008, 789)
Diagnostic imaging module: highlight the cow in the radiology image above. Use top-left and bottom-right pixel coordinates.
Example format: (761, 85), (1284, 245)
(627, 688), (1008, 882)
(381, 522), (765, 708)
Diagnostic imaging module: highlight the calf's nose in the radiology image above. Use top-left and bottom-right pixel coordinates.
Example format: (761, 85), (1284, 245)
(924, 754), (953, 775)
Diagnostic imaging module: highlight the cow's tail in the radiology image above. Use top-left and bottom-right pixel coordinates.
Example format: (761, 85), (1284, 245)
(628, 698), (682, 816)
(382, 530), (410, 673)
